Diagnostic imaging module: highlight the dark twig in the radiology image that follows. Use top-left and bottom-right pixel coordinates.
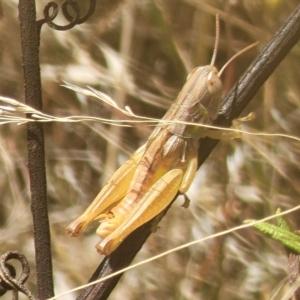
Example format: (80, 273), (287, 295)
(77, 4), (300, 300)
(76, 221), (153, 300)
(18, 0), (97, 298)
(0, 251), (36, 300)
(36, 0), (96, 32)
(18, 0), (54, 298)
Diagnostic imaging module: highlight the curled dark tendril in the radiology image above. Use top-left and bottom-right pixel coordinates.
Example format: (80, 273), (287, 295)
(0, 251), (36, 300)
(37, 0), (96, 31)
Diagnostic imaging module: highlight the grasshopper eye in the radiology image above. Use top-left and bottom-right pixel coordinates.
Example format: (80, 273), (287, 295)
(207, 70), (222, 95)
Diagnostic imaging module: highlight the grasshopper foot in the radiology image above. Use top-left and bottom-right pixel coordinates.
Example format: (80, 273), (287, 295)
(181, 194), (190, 208)
(205, 112), (255, 140)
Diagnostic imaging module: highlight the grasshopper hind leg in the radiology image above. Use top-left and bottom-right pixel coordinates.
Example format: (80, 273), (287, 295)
(96, 169), (184, 255)
(66, 144), (146, 237)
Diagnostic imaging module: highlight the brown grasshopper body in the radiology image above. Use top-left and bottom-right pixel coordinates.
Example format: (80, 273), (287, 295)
(66, 65), (223, 255)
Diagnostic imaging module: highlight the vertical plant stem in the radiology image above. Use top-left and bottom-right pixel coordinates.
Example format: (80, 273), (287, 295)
(18, 0), (54, 298)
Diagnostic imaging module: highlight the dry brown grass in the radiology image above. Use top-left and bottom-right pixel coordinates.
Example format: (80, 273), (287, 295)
(1, 1), (300, 299)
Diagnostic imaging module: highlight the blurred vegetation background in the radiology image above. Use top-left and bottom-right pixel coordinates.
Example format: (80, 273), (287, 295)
(0, 0), (300, 299)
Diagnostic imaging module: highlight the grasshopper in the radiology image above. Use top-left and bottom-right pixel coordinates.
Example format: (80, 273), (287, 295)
(66, 25), (257, 255)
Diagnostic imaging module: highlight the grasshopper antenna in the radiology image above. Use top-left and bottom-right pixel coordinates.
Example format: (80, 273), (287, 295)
(210, 13), (220, 66)
(218, 41), (259, 77)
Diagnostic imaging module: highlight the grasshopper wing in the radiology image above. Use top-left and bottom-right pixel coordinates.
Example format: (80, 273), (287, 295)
(66, 144), (146, 237)
(96, 168), (183, 255)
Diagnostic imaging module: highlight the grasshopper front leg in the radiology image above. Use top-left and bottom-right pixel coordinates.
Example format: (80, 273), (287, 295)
(66, 144), (146, 237)
(204, 113), (255, 140)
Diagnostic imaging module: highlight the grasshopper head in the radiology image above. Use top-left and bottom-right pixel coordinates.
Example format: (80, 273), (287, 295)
(185, 65), (223, 121)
